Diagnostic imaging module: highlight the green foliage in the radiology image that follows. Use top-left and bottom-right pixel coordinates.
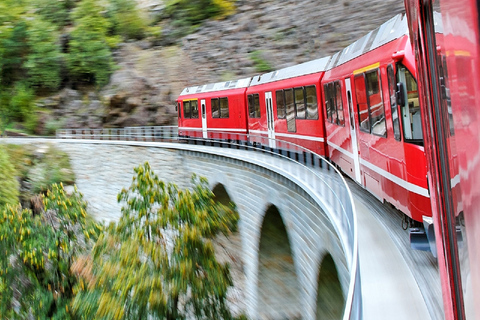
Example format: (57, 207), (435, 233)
(0, 21), (28, 87)
(250, 50), (273, 73)
(9, 82), (37, 133)
(25, 17), (63, 92)
(4, 144), (75, 203)
(0, 145), (19, 207)
(0, 183), (102, 319)
(109, 0), (149, 40)
(67, 0), (115, 86)
(164, 0), (236, 37)
(28, 0), (71, 28)
(73, 162), (242, 320)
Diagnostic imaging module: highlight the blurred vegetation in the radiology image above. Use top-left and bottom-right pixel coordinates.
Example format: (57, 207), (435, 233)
(0, 184), (102, 319)
(0, 0), (236, 135)
(250, 50), (274, 73)
(0, 145), (19, 207)
(72, 163), (244, 319)
(3, 144), (75, 203)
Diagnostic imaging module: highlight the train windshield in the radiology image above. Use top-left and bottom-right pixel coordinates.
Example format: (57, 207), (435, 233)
(397, 64), (423, 146)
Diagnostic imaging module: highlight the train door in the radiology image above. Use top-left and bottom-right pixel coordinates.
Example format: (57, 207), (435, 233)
(201, 99), (207, 138)
(345, 78), (361, 183)
(265, 92), (276, 149)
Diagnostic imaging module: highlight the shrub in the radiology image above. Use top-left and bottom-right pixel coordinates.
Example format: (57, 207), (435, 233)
(0, 145), (19, 207)
(72, 163), (243, 319)
(0, 184), (102, 318)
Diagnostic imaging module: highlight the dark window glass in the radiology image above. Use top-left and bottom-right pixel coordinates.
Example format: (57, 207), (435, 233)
(248, 94), (254, 117)
(294, 87), (306, 119)
(276, 90), (286, 119)
(220, 97), (229, 118)
(335, 82), (344, 126)
(387, 65), (401, 140)
(183, 100), (191, 118)
(191, 100), (199, 119)
(305, 86), (318, 120)
(177, 102), (181, 118)
(285, 89), (296, 132)
(324, 83), (333, 122)
(366, 70), (386, 136)
(354, 75), (370, 132)
(212, 98), (219, 118)
(254, 94), (260, 118)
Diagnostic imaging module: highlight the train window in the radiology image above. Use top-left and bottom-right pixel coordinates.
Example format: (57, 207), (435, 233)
(285, 89), (296, 132)
(294, 87), (306, 119)
(183, 100), (191, 118)
(365, 70), (386, 136)
(220, 97), (229, 118)
(324, 83), (334, 123)
(397, 64), (423, 145)
(305, 86), (318, 120)
(191, 100), (199, 119)
(177, 102), (181, 118)
(324, 82), (344, 126)
(248, 94), (261, 118)
(276, 90), (286, 119)
(387, 65), (401, 141)
(212, 98), (219, 118)
(354, 74), (371, 132)
(335, 82), (345, 126)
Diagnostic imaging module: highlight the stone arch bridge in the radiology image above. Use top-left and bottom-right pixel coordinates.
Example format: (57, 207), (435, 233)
(3, 134), (360, 320)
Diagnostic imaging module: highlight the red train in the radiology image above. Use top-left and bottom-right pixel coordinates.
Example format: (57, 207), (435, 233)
(404, 0), (480, 319)
(177, 13), (432, 224)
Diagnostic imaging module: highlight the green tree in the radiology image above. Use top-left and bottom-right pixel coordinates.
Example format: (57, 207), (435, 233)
(10, 82), (37, 133)
(67, 0), (115, 86)
(0, 145), (19, 207)
(0, 183), (102, 319)
(25, 16), (62, 92)
(109, 0), (149, 40)
(73, 163), (242, 319)
(27, 0), (71, 28)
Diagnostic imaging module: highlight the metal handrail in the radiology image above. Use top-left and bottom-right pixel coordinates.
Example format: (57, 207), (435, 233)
(54, 125), (360, 319)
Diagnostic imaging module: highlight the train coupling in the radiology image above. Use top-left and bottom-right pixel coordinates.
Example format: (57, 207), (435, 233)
(409, 216), (463, 258)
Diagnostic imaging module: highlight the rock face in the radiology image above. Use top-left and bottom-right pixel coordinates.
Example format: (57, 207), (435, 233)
(45, 0), (405, 130)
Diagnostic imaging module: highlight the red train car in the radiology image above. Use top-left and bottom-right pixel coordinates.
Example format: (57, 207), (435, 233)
(245, 57), (330, 155)
(177, 78), (251, 141)
(321, 14), (431, 223)
(404, 0), (480, 319)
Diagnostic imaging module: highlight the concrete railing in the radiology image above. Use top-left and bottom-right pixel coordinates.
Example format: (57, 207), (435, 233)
(54, 126), (361, 319)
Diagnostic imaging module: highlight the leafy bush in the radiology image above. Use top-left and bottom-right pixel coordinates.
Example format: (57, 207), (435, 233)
(0, 183), (102, 319)
(25, 17), (63, 92)
(67, 0), (115, 86)
(10, 82), (37, 133)
(72, 163), (243, 319)
(0, 145), (19, 207)
(28, 0), (71, 28)
(164, 0), (236, 37)
(109, 0), (149, 40)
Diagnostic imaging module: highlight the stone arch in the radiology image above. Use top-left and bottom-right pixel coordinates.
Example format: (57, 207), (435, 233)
(257, 204), (302, 319)
(211, 183), (246, 314)
(212, 183), (232, 206)
(316, 253), (345, 320)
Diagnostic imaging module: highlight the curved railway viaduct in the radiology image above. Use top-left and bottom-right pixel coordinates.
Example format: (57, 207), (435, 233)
(4, 135), (359, 320)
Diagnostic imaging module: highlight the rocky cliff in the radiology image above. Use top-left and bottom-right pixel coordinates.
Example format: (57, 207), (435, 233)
(38, 0), (405, 130)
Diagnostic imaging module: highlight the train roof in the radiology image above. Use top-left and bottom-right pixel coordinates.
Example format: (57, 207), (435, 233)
(326, 13), (409, 70)
(179, 77), (252, 96)
(249, 56), (331, 86)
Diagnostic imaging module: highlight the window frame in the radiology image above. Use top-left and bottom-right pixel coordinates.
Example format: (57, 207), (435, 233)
(211, 97), (230, 119)
(248, 93), (261, 118)
(387, 64), (401, 141)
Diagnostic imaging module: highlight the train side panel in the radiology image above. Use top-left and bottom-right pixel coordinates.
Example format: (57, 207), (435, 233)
(322, 21), (431, 222)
